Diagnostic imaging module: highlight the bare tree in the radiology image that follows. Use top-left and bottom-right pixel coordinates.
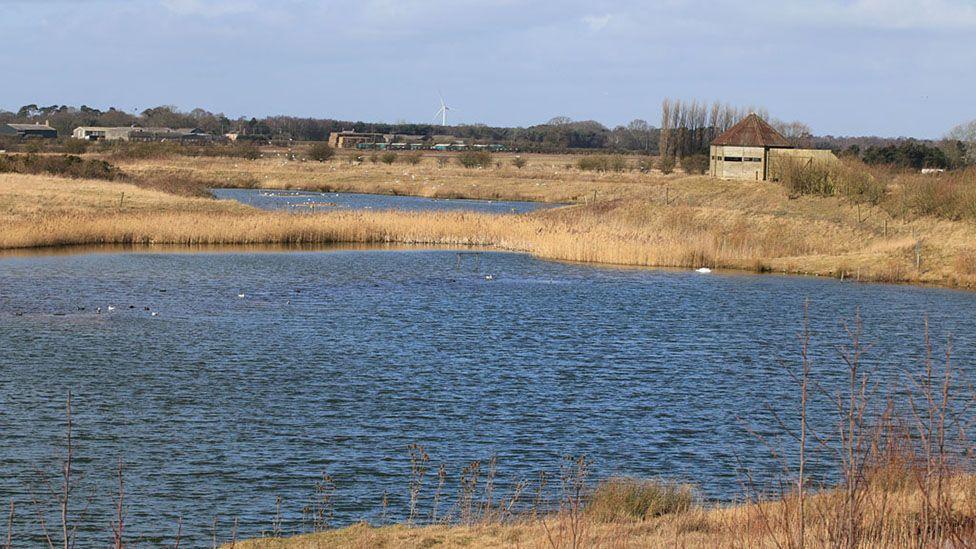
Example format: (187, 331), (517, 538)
(772, 119), (814, 148)
(626, 119), (654, 153)
(661, 98), (761, 160)
(945, 119), (976, 164)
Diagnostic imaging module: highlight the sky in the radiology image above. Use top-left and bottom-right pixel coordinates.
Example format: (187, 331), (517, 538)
(1, 0), (975, 138)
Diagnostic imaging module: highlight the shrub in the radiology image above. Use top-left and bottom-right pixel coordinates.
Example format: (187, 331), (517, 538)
(368, 153), (379, 164)
(835, 162), (888, 205)
(682, 154), (709, 175)
(577, 155), (628, 172)
(658, 156), (676, 174)
(897, 171), (976, 220)
(0, 136), (18, 151)
(512, 156), (526, 169)
(586, 478), (695, 522)
(608, 155), (628, 172)
(777, 159), (835, 197)
(456, 150), (492, 168)
(637, 156), (654, 173)
(61, 139), (89, 154)
(0, 154), (122, 181)
(306, 142), (335, 162)
(380, 151), (398, 164)
(402, 152), (423, 165)
(436, 156), (449, 167)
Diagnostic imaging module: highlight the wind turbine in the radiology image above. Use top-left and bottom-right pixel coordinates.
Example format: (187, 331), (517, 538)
(434, 92), (456, 126)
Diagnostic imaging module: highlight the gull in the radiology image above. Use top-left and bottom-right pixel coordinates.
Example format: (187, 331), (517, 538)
(107, 306), (115, 311)
(151, 311), (159, 317)
(485, 275), (494, 281)
(238, 291), (245, 299)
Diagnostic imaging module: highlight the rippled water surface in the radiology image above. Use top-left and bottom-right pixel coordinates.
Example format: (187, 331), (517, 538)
(212, 188), (557, 214)
(1, 249), (974, 544)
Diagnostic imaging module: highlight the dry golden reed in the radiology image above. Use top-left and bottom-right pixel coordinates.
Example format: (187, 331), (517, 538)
(5, 157), (976, 289)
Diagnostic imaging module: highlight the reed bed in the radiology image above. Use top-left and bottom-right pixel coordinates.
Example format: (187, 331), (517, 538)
(4, 172), (976, 288)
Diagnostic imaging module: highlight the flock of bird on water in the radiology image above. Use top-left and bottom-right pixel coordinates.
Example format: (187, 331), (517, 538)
(8, 262), (712, 318)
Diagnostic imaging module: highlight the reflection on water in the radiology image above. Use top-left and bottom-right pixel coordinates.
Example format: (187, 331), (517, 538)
(212, 188), (561, 214)
(0, 249), (974, 544)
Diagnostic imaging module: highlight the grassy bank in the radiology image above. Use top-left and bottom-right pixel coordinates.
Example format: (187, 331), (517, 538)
(231, 475), (976, 548)
(3, 170), (976, 288)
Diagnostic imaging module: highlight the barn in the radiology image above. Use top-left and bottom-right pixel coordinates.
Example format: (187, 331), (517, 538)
(709, 114), (836, 181)
(0, 123), (58, 139)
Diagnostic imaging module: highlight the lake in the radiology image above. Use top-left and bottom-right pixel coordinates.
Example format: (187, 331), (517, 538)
(1, 247), (974, 544)
(211, 188), (558, 214)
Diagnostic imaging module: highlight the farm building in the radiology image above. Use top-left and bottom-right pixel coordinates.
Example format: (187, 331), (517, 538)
(72, 126), (212, 142)
(0, 123), (58, 139)
(709, 114), (836, 181)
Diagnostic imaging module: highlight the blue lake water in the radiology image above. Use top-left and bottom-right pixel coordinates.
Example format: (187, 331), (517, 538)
(0, 248), (974, 544)
(211, 188), (558, 214)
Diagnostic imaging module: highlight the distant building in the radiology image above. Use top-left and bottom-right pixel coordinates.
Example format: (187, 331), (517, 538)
(0, 123), (58, 139)
(224, 131), (270, 143)
(328, 131), (386, 149)
(328, 130), (508, 152)
(72, 126), (213, 142)
(709, 114), (836, 181)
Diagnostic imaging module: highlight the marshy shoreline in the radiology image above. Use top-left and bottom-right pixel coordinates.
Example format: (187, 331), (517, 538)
(3, 151), (976, 290)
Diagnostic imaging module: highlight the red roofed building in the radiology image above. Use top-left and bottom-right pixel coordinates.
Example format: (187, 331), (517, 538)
(709, 114), (836, 181)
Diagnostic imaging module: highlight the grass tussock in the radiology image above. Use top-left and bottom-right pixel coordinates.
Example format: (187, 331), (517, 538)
(586, 478), (695, 522)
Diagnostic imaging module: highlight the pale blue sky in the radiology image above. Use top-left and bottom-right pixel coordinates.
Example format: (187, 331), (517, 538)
(2, 0), (974, 137)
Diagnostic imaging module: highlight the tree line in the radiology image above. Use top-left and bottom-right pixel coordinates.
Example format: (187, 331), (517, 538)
(2, 103), (973, 165)
(0, 104), (658, 153)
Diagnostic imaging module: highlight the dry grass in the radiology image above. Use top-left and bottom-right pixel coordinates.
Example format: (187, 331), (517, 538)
(229, 476), (976, 548)
(115, 153), (668, 203)
(6, 154), (976, 288)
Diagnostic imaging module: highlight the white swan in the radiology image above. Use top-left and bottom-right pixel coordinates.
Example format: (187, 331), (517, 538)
(695, 268), (712, 274)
